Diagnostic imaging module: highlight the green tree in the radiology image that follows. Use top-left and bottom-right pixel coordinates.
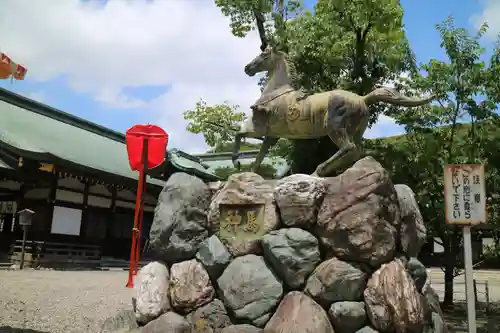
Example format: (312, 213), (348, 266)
(213, 141), (262, 153)
(215, 163), (277, 180)
(287, 0), (416, 174)
(215, 0), (417, 174)
(384, 17), (499, 307)
(215, 0), (303, 49)
(183, 99), (245, 151)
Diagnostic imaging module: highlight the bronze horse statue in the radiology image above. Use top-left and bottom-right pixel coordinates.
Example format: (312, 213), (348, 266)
(232, 46), (434, 177)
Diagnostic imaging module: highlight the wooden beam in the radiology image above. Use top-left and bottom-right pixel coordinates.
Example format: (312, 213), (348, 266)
(45, 170), (58, 240)
(57, 185), (155, 206)
(103, 186), (117, 248)
(79, 181), (90, 238)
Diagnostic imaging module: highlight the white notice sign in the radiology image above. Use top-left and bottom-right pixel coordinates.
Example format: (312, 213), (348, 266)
(444, 164), (486, 225)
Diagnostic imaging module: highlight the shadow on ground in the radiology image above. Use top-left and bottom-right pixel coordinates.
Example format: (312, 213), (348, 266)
(0, 327), (49, 333)
(444, 302), (500, 333)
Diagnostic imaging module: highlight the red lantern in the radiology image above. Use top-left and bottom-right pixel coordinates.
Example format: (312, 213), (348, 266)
(125, 124), (168, 288)
(125, 124), (168, 171)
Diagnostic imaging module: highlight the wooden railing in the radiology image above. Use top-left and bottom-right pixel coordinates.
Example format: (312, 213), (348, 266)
(9, 240), (101, 269)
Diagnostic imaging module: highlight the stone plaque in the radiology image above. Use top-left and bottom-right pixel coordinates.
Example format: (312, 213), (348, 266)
(219, 204), (265, 240)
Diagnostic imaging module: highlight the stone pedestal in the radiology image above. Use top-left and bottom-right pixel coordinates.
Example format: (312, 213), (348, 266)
(104, 157), (445, 333)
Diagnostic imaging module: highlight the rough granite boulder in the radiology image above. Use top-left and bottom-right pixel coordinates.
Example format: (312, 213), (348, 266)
(304, 257), (368, 307)
(195, 235), (232, 280)
(406, 257), (428, 292)
(217, 254), (283, 327)
(395, 184), (427, 257)
(141, 312), (191, 333)
(422, 284), (448, 333)
(222, 324), (263, 333)
(329, 301), (367, 333)
(208, 172), (279, 257)
(188, 299), (232, 333)
(274, 174), (326, 228)
(364, 259), (425, 333)
(169, 259), (215, 313)
(101, 310), (139, 333)
(356, 327), (380, 333)
(264, 291), (334, 333)
(262, 228), (321, 289)
(112, 159), (444, 333)
(317, 157), (400, 267)
(149, 173), (212, 263)
(134, 261), (171, 324)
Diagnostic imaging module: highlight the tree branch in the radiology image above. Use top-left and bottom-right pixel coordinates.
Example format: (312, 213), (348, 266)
(254, 10), (268, 50)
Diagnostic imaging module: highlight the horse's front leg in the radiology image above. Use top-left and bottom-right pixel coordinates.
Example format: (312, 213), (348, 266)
(232, 132), (266, 170)
(233, 116), (266, 170)
(232, 132), (244, 170)
(251, 136), (278, 173)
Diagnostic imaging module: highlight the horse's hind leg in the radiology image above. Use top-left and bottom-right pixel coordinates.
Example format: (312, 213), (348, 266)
(313, 128), (359, 177)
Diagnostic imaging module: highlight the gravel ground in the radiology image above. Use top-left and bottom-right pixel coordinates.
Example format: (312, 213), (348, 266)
(0, 270), (133, 333)
(1, 268), (500, 333)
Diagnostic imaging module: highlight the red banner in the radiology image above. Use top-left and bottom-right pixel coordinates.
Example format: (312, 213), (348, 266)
(0, 52), (27, 80)
(125, 124), (169, 171)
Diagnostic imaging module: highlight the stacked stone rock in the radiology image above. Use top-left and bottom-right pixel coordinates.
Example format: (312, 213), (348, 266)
(108, 157), (447, 333)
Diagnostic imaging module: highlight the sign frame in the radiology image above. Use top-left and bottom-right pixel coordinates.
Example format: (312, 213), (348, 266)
(218, 203), (265, 241)
(444, 163), (486, 225)
(0, 201), (17, 215)
(444, 163), (486, 333)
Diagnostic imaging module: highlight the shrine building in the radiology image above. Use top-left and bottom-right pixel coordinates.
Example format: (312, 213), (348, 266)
(0, 87), (220, 267)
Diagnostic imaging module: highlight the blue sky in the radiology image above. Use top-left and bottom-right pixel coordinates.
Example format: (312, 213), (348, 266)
(0, 0), (497, 153)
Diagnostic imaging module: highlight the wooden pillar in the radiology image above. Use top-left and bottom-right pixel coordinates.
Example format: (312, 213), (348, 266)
(16, 183), (28, 240)
(103, 186), (117, 256)
(45, 171), (58, 241)
(79, 181), (90, 241)
(12, 183), (26, 233)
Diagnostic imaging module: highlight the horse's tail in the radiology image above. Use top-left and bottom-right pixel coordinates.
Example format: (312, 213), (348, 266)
(363, 87), (434, 107)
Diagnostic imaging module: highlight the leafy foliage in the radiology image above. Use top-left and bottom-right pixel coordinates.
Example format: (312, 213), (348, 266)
(183, 8), (500, 310)
(213, 141), (262, 153)
(373, 17), (500, 306)
(214, 163), (277, 180)
(214, 0), (417, 173)
(214, 0), (303, 47)
(183, 99), (245, 150)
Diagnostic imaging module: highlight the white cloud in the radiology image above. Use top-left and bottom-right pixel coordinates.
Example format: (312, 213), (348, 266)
(28, 91), (46, 103)
(364, 115), (405, 139)
(0, 0), (405, 153)
(17, 90), (45, 103)
(471, 0), (500, 39)
(0, 0), (262, 152)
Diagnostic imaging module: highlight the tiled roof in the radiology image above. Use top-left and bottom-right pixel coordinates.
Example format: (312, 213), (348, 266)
(0, 88), (219, 184)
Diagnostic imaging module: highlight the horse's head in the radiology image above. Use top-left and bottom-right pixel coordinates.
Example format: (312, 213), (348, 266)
(244, 45), (281, 77)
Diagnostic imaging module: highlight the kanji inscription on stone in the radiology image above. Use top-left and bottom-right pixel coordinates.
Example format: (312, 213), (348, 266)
(219, 203), (265, 240)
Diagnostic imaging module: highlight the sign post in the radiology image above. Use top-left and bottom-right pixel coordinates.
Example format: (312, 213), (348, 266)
(18, 209), (35, 270)
(444, 164), (486, 333)
(125, 124), (168, 288)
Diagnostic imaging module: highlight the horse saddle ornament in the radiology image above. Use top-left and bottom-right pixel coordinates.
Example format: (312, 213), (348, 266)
(287, 104), (300, 121)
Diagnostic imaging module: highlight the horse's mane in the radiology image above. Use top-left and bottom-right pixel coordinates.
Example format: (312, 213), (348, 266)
(277, 50), (301, 91)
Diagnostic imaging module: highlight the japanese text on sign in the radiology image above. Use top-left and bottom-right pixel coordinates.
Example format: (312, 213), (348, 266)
(444, 164), (486, 225)
(0, 201), (16, 214)
(219, 204), (265, 240)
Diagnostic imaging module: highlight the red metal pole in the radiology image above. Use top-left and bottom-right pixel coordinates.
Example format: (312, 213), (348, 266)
(126, 138), (148, 288)
(134, 160), (148, 275)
